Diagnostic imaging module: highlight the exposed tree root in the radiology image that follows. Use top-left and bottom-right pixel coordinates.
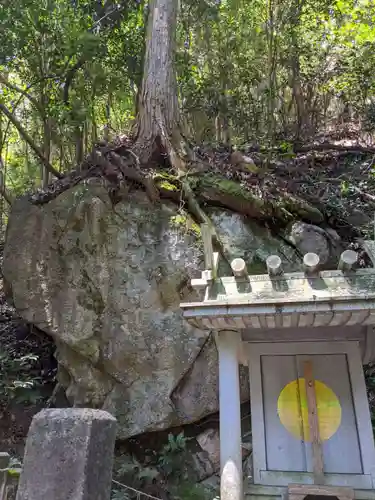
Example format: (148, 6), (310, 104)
(29, 141), (325, 228)
(159, 132), (232, 263)
(27, 132), (372, 249)
(108, 152), (160, 202)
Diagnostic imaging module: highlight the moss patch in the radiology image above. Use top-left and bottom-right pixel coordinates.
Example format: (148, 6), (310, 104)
(197, 174), (277, 218)
(159, 180), (178, 191)
(73, 338), (100, 363)
(280, 193), (323, 223)
(154, 172), (179, 192)
(200, 175), (253, 200)
(170, 214), (201, 238)
(195, 173), (323, 224)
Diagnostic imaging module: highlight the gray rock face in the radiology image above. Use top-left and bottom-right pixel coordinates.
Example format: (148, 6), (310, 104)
(287, 221), (342, 267)
(196, 428), (220, 471)
(197, 426), (252, 491)
(191, 451), (216, 481)
(4, 183), (301, 438)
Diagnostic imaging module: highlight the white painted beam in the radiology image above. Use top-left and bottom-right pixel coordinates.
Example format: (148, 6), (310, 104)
(216, 330), (243, 500)
(201, 223), (214, 272)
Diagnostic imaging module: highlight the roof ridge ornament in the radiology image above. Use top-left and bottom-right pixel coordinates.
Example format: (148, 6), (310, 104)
(184, 233), (375, 329)
(338, 249), (358, 271)
(231, 258), (248, 277)
(303, 252), (320, 274)
(266, 255), (283, 276)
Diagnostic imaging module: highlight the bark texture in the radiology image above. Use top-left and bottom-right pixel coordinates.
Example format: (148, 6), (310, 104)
(135, 0), (181, 162)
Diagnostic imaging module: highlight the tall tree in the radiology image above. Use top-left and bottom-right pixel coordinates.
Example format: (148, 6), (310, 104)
(134, 0), (186, 169)
(133, 0), (222, 232)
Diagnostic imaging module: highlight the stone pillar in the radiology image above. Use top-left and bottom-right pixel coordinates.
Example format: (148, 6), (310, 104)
(16, 408), (117, 500)
(217, 330), (243, 500)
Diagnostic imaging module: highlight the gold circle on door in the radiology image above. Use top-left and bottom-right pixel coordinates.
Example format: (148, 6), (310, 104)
(277, 378), (342, 441)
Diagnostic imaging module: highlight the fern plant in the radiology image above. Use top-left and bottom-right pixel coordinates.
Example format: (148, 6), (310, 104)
(158, 432), (189, 477)
(111, 489), (132, 500)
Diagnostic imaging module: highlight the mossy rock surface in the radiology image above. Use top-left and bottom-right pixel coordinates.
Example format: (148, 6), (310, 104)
(3, 184), (305, 438)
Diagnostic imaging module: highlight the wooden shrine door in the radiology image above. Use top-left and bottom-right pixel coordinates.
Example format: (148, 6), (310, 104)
(248, 342), (375, 489)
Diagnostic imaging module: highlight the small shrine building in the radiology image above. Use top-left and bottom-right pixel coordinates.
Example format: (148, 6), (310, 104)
(180, 228), (375, 500)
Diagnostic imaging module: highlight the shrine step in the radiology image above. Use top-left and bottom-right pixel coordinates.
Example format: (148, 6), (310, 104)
(288, 483), (354, 500)
(244, 485), (375, 500)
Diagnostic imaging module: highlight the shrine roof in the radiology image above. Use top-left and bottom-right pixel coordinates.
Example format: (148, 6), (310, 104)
(180, 233), (375, 330)
(181, 269), (375, 330)
(183, 269), (375, 306)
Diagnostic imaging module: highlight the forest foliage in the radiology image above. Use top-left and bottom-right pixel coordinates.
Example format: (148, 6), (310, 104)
(1, 0), (375, 232)
(2, 3), (375, 495)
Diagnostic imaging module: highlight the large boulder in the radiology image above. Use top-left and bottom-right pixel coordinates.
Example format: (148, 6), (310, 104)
(3, 182), (301, 438)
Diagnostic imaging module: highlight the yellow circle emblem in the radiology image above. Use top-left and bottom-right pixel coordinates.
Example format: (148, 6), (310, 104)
(277, 378), (342, 442)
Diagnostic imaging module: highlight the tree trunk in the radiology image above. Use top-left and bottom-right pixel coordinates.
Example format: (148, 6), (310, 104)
(104, 98), (111, 142)
(75, 126), (84, 166)
(266, 0), (278, 143)
(134, 0), (182, 164)
(290, 51), (305, 139)
(42, 118), (52, 188)
(133, 0), (226, 241)
(289, 0), (305, 139)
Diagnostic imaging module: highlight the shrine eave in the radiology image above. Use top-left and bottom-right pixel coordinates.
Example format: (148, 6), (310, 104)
(181, 299), (375, 330)
(181, 269), (375, 330)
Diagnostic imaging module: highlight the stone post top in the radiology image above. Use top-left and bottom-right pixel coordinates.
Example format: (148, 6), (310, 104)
(32, 408), (117, 422)
(16, 408), (117, 500)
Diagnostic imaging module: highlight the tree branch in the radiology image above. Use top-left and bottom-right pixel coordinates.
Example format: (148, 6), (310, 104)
(0, 74), (46, 119)
(62, 2), (126, 105)
(0, 104), (63, 179)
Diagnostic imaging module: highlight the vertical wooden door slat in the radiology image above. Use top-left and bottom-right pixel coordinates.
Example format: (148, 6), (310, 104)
(262, 355), (306, 471)
(304, 360), (325, 484)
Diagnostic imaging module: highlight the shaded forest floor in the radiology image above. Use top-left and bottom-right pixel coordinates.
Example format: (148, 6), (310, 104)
(0, 244), (57, 456)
